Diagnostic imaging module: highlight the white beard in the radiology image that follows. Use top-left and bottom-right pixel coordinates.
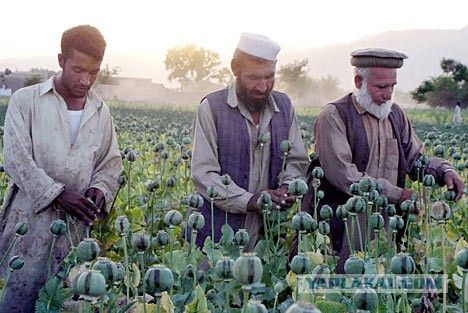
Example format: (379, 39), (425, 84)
(355, 83), (393, 120)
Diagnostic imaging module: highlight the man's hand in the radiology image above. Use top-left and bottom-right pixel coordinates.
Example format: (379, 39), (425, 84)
(85, 188), (107, 219)
(444, 170), (464, 201)
(247, 187), (296, 213)
(54, 190), (100, 226)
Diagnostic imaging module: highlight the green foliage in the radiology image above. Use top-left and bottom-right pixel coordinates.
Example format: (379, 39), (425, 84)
(23, 74), (44, 87)
(35, 278), (73, 313)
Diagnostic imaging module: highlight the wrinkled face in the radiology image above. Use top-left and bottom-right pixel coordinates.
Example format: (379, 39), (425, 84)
(356, 67), (397, 105)
(58, 49), (102, 98)
(233, 57), (276, 111)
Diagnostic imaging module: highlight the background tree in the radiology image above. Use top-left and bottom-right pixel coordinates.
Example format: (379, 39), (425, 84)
(23, 74), (44, 87)
(164, 44), (224, 90)
(412, 58), (468, 108)
(277, 59), (310, 100)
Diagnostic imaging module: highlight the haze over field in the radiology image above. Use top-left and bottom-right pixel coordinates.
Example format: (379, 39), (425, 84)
(2, 0), (468, 92)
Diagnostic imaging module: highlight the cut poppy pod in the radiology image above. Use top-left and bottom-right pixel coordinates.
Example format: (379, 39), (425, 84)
(164, 209), (183, 226)
(9, 255), (24, 271)
(288, 178), (308, 197)
(234, 229), (250, 246)
(400, 200), (415, 214)
(50, 219), (67, 237)
(344, 254), (365, 275)
(154, 230), (169, 246)
(336, 205), (349, 220)
(73, 270), (106, 298)
(345, 196), (366, 213)
(290, 254), (312, 275)
(354, 286), (378, 311)
(77, 238), (101, 262)
(318, 220), (330, 235)
(349, 183), (362, 196)
(292, 212), (316, 232)
(385, 205), (396, 217)
(390, 253), (416, 274)
(389, 215), (405, 231)
(221, 174), (232, 186)
(207, 186), (218, 198)
(375, 195), (388, 208)
(370, 213), (385, 230)
(285, 301), (322, 313)
(246, 299), (268, 313)
(311, 167), (324, 179)
(92, 257), (119, 285)
(214, 257), (234, 279)
(189, 194), (204, 209)
(368, 189), (379, 202)
(233, 252), (263, 286)
(422, 174), (436, 187)
(145, 264), (174, 295)
(455, 247), (468, 270)
(433, 144), (446, 157)
(359, 177), (376, 193)
(319, 205), (333, 220)
(131, 233), (151, 252)
(114, 215), (130, 236)
(443, 190), (457, 202)
(257, 192), (273, 210)
(14, 222), (28, 236)
(431, 201), (452, 221)
(187, 211), (205, 230)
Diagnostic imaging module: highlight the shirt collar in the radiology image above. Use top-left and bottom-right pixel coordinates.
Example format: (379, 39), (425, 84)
(227, 82), (280, 112)
(39, 76), (55, 96)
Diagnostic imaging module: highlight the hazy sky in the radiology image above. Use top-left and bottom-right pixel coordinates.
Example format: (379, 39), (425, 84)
(3, 0), (468, 59)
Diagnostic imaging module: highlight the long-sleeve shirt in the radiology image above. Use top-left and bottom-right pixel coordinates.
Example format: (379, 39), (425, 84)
(0, 77), (122, 311)
(191, 83), (309, 246)
(314, 94), (453, 204)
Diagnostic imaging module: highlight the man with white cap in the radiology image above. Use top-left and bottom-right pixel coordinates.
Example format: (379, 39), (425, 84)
(298, 48), (464, 272)
(191, 32), (309, 249)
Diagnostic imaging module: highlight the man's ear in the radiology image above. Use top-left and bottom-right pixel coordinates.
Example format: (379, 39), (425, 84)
(58, 53), (65, 69)
(354, 75), (363, 89)
(231, 59), (240, 77)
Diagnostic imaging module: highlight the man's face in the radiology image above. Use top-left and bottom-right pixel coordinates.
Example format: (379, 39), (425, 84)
(235, 57), (276, 111)
(360, 67), (397, 105)
(58, 49), (102, 98)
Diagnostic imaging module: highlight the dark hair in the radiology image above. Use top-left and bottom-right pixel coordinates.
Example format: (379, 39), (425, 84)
(61, 25), (106, 60)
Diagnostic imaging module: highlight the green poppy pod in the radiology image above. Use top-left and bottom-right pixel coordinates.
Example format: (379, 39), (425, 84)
(400, 200), (415, 214)
(155, 142), (165, 152)
(375, 183), (383, 193)
(233, 252), (263, 286)
(448, 147), (457, 156)
(344, 254), (365, 275)
(431, 201), (451, 221)
(354, 286), (378, 311)
(166, 137), (175, 146)
(292, 212), (316, 232)
(457, 163), (465, 171)
(311, 167), (324, 179)
(215, 257), (234, 279)
(165, 176), (176, 188)
(390, 254), (416, 274)
(15, 222), (28, 236)
(115, 215), (130, 236)
(73, 270), (106, 298)
(77, 238), (101, 262)
(131, 233), (151, 252)
(50, 219), (67, 237)
(433, 145), (446, 157)
(419, 155), (429, 166)
(181, 152), (190, 160)
(408, 214), (417, 223)
(453, 153), (462, 160)
(285, 302), (322, 313)
(375, 195), (388, 208)
(359, 177), (376, 193)
(164, 209), (183, 226)
(318, 220), (330, 235)
(290, 254), (312, 275)
(368, 189), (379, 202)
(185, 263), (196, 278)
(221, 174), (232, 186)
(136, 134), (143, 142)
(289, 178), (308, 197)
(160, 151), (169, 159)
(422, 175), (436, 187)
(320, 205), (333, 220)
(443, 190), (457, 202)
(207, 186), (218, 199)
(316, 190), (324, 200)
(280, 140), (292, 153)
(92, 257), (119, 284)
(349, 183), (362, 196)
(187, 211), (205, 230)
(154, 230), (169, 246)
(414, 159), (422, 169)
(345, 196), (366, 213)
(257, 192), (273, 210)
(9, 255), (24, 271)
(127, 151), (136, 162)
(455, 248), (468, 270)
(389, 216), (405, 231)
(385, 205), (396, 217)
(246, 299), (268, 313)
(145, 264), (174, 296)
(182, 136), (192, 145)
(259, 133), (270, 144)
(370, 213), (385, 230)
(444, 123), (452, 129)
(189, 194), (204, 209)
(336, 205), (349, 220)
(426, 132), (436, 140)
(117, 175), (126, 186)
(234, 229), (250, 246)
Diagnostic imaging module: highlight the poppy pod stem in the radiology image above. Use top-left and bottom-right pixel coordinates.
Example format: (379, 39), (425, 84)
(374, 229), (380, 273)
(169, 226), (175, 270)
(440, 221), (447, 313)
(225, 185), (230, 226)
(355, 213), (364, 253)
(121, 234), (130, 299)
(47, 235), (58, 281)
(423, 186), (430, 275)
(127, 162), (132, 211)
(462, 270), (467, 313)
(0, 269), (12, 305)
(343, 218), (353, 255)
(0, 234), (18, 269)
(210, 197), (215, 251)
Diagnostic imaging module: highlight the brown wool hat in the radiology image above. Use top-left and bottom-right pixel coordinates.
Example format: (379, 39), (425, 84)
(350, 48), (408, 68)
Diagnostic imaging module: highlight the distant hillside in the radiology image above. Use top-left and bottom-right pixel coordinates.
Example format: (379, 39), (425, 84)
(1, 26), (468, 94)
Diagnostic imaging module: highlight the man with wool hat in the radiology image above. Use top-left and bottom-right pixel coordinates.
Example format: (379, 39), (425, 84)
(191, 32), (309, 250)
(299, 48), (464, 272)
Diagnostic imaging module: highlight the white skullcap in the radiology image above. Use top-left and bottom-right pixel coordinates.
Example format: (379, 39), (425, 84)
(237, 32), (281, 61)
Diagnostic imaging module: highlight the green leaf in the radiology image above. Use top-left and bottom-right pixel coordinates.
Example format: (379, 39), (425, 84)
(315, 299), (346, 313)
(202, 237), (223, 266)
(184, 285), (210, 313)
(35, 277), (72, 313)
(428, 257), (444, 273)
(219, 224), (234, 245)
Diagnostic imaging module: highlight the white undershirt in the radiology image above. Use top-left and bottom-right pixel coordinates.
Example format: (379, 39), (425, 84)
(68, 110), (83, 144)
